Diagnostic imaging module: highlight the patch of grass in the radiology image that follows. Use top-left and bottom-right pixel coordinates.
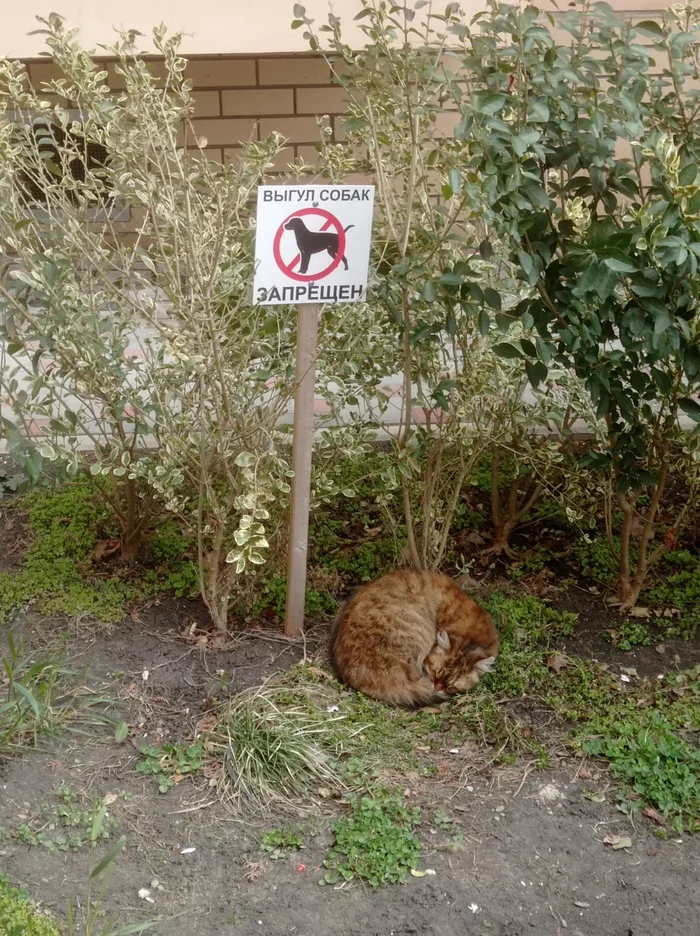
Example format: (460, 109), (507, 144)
(0, 873), (61, 936)
(0, 804), (152, 936)
(136, 742), (204, 793)
(204, 682), (342, 813)
(260, 825), (304, 860)
(0, 479), (133, 623)
(645, 549), (700, 640)
(330, 689), (442, 766)
(322, 791), (421, 887)
(479, 592), (576, 698)
(478, 593), (700, 828)
(209, 593), (700, 833)
(0, 481), (207, 624)
(1, 637), (115, 754)
(261, 663), (442, 767)
(583, 712), (700, 832)
(0, 785), (118, 853)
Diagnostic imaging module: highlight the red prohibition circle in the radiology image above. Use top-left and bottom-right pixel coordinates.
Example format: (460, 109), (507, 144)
(272, 207), (346, 283)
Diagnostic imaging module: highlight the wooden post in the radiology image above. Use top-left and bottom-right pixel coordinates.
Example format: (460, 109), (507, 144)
(284, 303), (320, 637)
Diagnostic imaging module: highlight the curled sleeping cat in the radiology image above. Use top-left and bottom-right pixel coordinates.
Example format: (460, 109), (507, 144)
(329, 569), (498, 707)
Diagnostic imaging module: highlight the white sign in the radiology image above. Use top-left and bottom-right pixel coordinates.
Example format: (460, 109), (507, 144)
(253, 184), (375, 306)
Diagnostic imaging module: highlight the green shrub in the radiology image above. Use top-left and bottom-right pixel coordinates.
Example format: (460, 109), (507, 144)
(0, 874), (60, 936)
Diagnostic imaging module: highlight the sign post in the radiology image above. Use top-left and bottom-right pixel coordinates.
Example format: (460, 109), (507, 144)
(253, 184), (375, 637)
(285, 301), (319, 637)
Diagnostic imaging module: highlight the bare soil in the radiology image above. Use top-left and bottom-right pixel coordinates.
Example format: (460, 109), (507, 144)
(1, 596), (699, 936)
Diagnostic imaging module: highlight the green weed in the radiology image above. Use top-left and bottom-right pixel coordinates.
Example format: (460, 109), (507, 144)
(605, 620), (653, 650)
(322, 792), (421, 887)
(1, 785), (117, 854)
(0, 481), (207, 624)
(146, 520), (190, 563)
(506, 545), (558, 580)
(1, 637), (115, 754)
(308, 517), (399, 588)
(432, 808), (463, 843)
(454, 591), (700, 833)
(480, 592), (576, 698)
(307, 454), (403, 589)
(141, 520), (199, 599)
(334, 756), (383, 793)
(260, 825), (304, 859)
(325, 538), (399, 586)
(64, 803), (155, 936)
(573, 536), (620, 585)
(0, 803), (152, 936)
(141, 563), (199, 600)
(568, 538), (698, 639)
(450, 501), (486, 532)
(584, 713), (700, 832)
(136, 742), (204, 793)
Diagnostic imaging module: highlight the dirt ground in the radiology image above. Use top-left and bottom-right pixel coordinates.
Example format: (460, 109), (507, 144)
(1, 599), (699, 936)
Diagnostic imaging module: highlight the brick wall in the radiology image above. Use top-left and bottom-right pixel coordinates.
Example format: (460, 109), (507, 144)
(22, 7), (685, 173)
(24, 53), (347, 174)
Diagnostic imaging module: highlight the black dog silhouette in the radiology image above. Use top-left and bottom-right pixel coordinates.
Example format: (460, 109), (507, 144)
(284, 217), (354, 274)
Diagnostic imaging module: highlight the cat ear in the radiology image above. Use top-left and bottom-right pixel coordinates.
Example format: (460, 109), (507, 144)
(436, 630), (450, 651)
(475, 656), (496, 675)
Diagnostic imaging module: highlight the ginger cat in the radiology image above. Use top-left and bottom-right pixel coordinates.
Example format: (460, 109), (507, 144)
(329, 569), (498, 707)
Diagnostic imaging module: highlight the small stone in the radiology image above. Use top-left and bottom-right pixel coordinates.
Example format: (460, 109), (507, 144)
(535, 784), (566, 804)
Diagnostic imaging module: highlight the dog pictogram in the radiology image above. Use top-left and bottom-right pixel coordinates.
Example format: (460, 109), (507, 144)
(273, 208), (352, 282)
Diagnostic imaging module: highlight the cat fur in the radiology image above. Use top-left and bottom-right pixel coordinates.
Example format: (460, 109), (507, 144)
(329, 569), (498, 707)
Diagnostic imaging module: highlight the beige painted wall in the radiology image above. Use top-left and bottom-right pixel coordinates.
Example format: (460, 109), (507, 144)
(5, 0), (428, 57)
(3, 0), (668, 58)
